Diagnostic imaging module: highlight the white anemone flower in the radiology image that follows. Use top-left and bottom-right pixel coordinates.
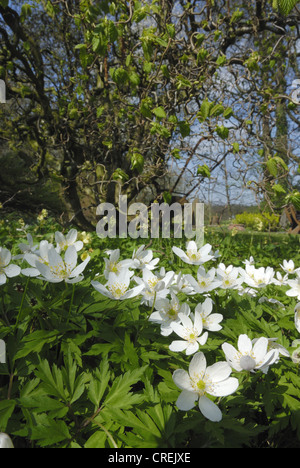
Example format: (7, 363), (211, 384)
(169, 310), (208, 355)
(103, 249), (136, 279)
(14, 233), (39, 260)
(222, 334), (279, 373)
(194, 297), (223, 332)
(295, 303), (300, 333)
(242, 256), (255, 266)
(149, 293), (190, 336)
(271, 271), (289, 286)
(286, 273), (300, 300)
(170, 272), (196, 296)
(0, 433), (14, 448)
(35, 245), (90, 283)
(55, 229), (83, 254)
(280, 259), (299, 275)
(131, 245), (159, 270)
(239, 265), (275, 288)
(133, 268), (174, 306)
(92, 269), (144, 300)
(0, 247), (21, 285)
(216, 263), (243, 290)
(185, 266), (222, 294)
(21, 240), (53, 277)
(172, 351), (239, 422)
(172, 241), (214, 265)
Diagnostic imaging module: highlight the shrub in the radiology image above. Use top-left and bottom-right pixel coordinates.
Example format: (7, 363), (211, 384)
(234, 212), (280, 231)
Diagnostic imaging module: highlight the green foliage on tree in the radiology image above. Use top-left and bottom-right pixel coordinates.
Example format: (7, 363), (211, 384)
(0, 0), (300, 225)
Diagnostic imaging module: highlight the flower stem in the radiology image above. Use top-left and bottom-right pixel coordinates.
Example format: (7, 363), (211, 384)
(67, 283), (75, 324)
(15, 276), (30, 329)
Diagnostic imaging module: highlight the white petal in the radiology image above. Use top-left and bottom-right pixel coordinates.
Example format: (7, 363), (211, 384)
(222, 343), (242, 371)
(169, 340), (188, 353)
(186, 240), (197, 251)
(66, 276), (84, 284)
(252, 337), (268, 363)
(258, 349), (279, 369)
(0, 433), (14, 448)
(172, 369), (194, 391)
(185, 274), (200, 292)
(21, 268), (40, 277)
(209, 377), (239, 397)
(176, 390), (197, 411)
(201, 297), (213, 316)
(48, 247), (64, 270)
(4, 264), (21, 278)
(172, 246), (187, 260)
(23, 253), (40, 268)
(204, 313), (223, 331)
(65, 246), (78, 271)
(74, 241), (84, 252)
(55, 231), (65, 245)
(238, 334), (252, 354)
(198, 396), (222, 422)
(91, 280), (111, 297)
(39, 241), (51, 261)
(0, 273), (7, 285)
(189, 352), (207, 376)
(171, 322), (188, 339)
(66, 229), (78, 244)
(197, 332), (208, 346)
(178, 313), (193, 329)
(0, 248), (11, 267)
(122, 284), (145, 299)
(69, 256), (90, 278)
(193, 310), (203, 334)
(186, 341), (200, 355)
(205, 361), (232, 383)
(35, 261), (53, 279)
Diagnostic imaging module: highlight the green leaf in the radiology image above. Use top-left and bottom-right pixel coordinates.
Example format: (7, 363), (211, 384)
(197, 164), (211, 178)
(84, 429), (108, 448)
(176, 75), (192, 88)
(35, 359), (67, 401)
(30, 417), (71, 447)
(266, 156), (288, 177)
(129, 71), (140, 86)
(178, 120), (190, 137)
(272, 183), (286, 194)
(198, 99), (214, 122)
(152, 107), (166, 120)
(62, 353), (88, 404)
(88, 357), (111, 408)
(0, 400), (16, 432)
(103, 366), (146, 410)
(210, 104), (225, 118)
(232, 142), (240, 153)
(223, 107), (234, 119)
(112, 168), (129, 182)
(131, 152), (144, 173)
(278, 0), (299, 14)
(110, 67), (129, 85)
(216, 125), (229, 139)
(20, 392), (68, 417)
(163, 191), (172, 204)
(15, 330), (61, 360)
(216, 54), (227, 66)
